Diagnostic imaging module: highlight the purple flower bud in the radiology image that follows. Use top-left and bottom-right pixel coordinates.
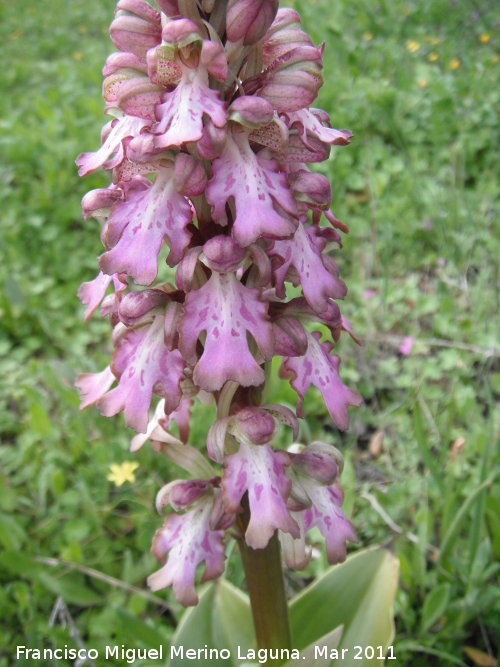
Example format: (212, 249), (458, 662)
(202, 235), (247, 272)
(173, 152), (207, 197)
(196, 120), (227, 159)
(156, 478), (213, 512)
(234, 407), (276, 444)
(81, 187), (124, 220)
(228, 96), (275, 129)
(161, 18), (202, 47)
(262, 8), (313, 64)
(292, 449), (338, 485)
(226, 0), (279, 46)
(154, 0), (180, 16)
(287, 168), (332, 210)
(200, 40), (229, 81)
(110, 0), (162, 59)
(118, 288), (169, 325)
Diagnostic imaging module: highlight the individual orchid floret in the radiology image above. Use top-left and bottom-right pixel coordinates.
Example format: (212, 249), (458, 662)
(76, 116), (152, 177)
(206, 128), (298, 247)
(77, 271), (127, 322)
(149, 479), (227, 606)
(153, 61), (227, 148)
(99, 163), (193, 284)
(179, 236), (275, 391)
(303, 482), (358, 564)
(269, 221), (347, 315)
(109, 0), (161, 59)
(226, 0), (279, 46)
(284, 108), (353, 149)
(96, 313), (185, 432)
(75, 365), (116, 410)
(222, 441), (299, 549)
(282, 330), (363, 430)
(280, 442), (356, 566)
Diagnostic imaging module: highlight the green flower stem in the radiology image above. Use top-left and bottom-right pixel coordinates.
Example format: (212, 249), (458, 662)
(238, 495), (293, 663)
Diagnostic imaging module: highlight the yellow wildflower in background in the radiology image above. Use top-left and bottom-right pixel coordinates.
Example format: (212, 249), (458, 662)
(406, 40), (420, 53)
(107, 461), (139, 487)
(429, 36), (439, 45)
(492, 54), (500, 63)
(428, 52), (439, 62)
(363, 32), (373, 41)
(449, 58), (461, 70)
(73, 51), (83, 61)
(479, 33), (490, 43)
(418, 79), (427, 88)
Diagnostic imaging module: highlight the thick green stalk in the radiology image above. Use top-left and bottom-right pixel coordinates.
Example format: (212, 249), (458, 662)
(238, 496), (293, 663)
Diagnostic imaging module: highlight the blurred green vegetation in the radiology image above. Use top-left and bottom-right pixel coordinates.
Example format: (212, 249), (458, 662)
(0, 0), (499, 665)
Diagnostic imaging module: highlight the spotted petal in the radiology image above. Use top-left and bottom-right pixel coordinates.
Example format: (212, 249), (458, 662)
(97, 314), (184, 432)
(206, 130), (298, 247)
(179, 271), (274, 391)
(285, 108), (352, 147)
(76, 116), (151, 177)
(222, 442), (299, 548)
(302, 483), (357, 564)
(148, 499), (225, 606)
(283, 330), (362, 430)
(99, 165), (192, 284)
(154, 63), (227, 149)
(270, 221), (346, 314)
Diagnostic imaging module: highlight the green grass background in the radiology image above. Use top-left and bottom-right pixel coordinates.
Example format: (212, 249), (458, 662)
(0, 0), (499, 664)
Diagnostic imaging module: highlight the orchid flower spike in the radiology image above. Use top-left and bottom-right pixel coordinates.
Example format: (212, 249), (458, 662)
(76, 0), (361, 606)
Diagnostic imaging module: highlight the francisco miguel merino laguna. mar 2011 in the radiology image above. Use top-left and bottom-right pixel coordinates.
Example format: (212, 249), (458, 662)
(16, 644), (398, 663)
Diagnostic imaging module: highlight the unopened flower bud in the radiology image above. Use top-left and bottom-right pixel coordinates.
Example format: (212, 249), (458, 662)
(226, 0), (279, 46)
(173, 153), (207, 197)
(228, 96), (274, 129)
(110, 0), (161, 59)
(202, 235), (247, 272)
(118, 288), (169, 325)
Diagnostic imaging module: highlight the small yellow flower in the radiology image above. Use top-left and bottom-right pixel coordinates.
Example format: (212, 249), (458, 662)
(73, 51), (83, 61)
(406, 40), (420, 53)
(492, 54), (500, 63)
(429, 36), (440, 45)
(78, 26), (88, 34)
(479, 33), (490, 43)
(363, 32), (374, 41)
(403, 7), (411, 16)
(428, 52), (439, 62)
(449, 57), (461, 70)
(107, 461), (139, 487)
(418, 79), (427, 88)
